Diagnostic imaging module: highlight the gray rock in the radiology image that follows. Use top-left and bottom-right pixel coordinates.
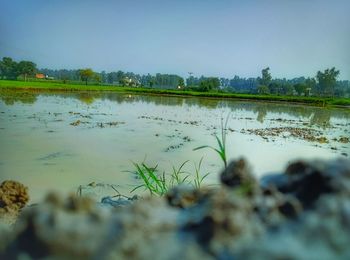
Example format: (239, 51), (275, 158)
(100, 195), (139, 208)
(220, 158), (258, 195)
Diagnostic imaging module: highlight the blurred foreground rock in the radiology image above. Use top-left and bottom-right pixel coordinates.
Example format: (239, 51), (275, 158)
(0, 180), (29, 225)
(1, 158), (350, 259)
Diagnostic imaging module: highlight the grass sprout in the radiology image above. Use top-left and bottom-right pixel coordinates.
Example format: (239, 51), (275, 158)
(170, 160), (190, 187)
(193, 157), (210, 189)
(130, 162), (167, 196)
(131, 159), (210, 196)
(193, 115), (230, 168)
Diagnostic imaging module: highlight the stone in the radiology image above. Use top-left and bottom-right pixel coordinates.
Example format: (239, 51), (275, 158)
(0, 180), (29, 217)
(220, 158), (257, 195)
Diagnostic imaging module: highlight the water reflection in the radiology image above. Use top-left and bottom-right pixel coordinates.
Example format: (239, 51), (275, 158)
(1, 89), (349, 128)
(309, 110), (332, 128)
(77, 93), (95, 105)
(0, 90), (37, 105)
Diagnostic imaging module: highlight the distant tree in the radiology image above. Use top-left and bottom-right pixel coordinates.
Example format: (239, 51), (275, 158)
(334, 80), (350, 97)
(17, 61), (37, 81)
(107, 72), (115, 84)
(305, 77), (317, 95)
(59, 70), (71, 84)
(186, 76), (197, 87)
(198, 77), (220, 92)
(258, 67), (272, 86)
(149, 78), (155, 88)
(316, 67), (340, 97)
(79, 68), (94, 85)
(116, 70), (125, 84)
(257, 85), (270, 95)
(0, 57), (18, 79)
(178, 77), (185, 88)
(281, 84), (295, 96)
(268, 82), (281, 95)
(0, 59), (4, 79)
(100, 71), (107, 84)
(294, 83), (307, 96)
(93, 73), (101, 84)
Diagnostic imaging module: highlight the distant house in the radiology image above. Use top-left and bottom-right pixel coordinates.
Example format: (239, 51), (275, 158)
(35, 73), (45, 79)
(35, 73), (54, 80)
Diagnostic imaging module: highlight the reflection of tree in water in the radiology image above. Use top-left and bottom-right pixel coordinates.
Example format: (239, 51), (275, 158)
(97, 94), (350, 126)
(93, 92), (223, 109)
(102, 94), (186, 107)
(0, 90), (37, 105)
(77, 93), (96, 105)
(3, 90), (348, 126)
(223, 101), (349, 127)
(256, 107), (268, 123)
(251, 103), (312, 122)
(184, 97), (221, 109)
(309, 109), (332, 128)
(151, 95), (184, 107)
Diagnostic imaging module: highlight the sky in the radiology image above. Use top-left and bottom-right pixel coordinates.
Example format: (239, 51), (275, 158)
(1, 0), (349, 80)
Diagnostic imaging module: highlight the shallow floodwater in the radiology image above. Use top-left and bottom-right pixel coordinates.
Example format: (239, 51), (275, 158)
(0, 90), (349, 202)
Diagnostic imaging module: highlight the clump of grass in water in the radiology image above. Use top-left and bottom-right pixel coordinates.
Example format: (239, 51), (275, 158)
(169, 160), (190, 187)
(193, 115), (230, 168)
(193, 157), (210, 189)
(131, 162), (167, 196)
(131, 159), (210, 196)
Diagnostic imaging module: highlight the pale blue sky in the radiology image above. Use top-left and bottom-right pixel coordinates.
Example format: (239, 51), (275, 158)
(1, 0), (349, 79)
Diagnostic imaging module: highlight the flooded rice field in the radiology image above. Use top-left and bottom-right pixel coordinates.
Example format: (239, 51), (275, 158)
(0, 90), (349, 202)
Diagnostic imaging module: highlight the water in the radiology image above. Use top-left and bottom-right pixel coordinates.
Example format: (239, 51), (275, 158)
(0, 90), (349, 202)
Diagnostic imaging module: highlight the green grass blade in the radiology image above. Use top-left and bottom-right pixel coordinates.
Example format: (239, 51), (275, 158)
(130, 184), (146, 193)
(193, 145), (211, 151)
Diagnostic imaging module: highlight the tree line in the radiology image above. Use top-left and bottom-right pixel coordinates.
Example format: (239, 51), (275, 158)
(255, 67), (346, 97)
(0, 57), (349, 97)
(0, 57), (36, 81)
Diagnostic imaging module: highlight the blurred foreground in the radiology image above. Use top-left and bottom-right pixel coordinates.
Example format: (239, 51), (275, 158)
(1, 158), (350, 259)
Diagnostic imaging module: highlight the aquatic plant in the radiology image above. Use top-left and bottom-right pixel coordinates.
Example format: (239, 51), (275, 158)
(194, 115), (230, 168)
(193, 157), (210, 189)
(131, 159), (210, 196)
(169, 160), (190, 187)
(131, 162), (167, 196)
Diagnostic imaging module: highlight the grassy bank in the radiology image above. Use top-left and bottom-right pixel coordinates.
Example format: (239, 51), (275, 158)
(0, 79), (349, 107)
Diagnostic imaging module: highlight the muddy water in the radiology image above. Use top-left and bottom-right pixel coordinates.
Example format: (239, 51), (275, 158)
(0, 90), (349, 202)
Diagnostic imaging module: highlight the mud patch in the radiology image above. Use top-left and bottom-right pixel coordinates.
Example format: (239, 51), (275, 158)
(241, 127), (329, 143)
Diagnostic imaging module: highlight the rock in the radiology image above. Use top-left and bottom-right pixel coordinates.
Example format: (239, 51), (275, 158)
(263, 159), (350, 209)
(338, 136), (350, 143)
(1, 193), (207, 259)
(181, 188), (264, 256)
(100, 195), (139, 208)
(316, 136), (328, 143)
(236, 194), (350, 260)
(0, 180), (29, 217)
(255, 185), (303, 222)
(220, 158), (258, 195)
(70, 120), (81, 126)
(166, 185), (212, 208)
(2, 193), (116, 259)
(260, 173), (289, 190)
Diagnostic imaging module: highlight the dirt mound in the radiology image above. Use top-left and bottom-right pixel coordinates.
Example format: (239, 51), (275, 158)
(1, 159), (350, 259)
(0, 180), (29, 215)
